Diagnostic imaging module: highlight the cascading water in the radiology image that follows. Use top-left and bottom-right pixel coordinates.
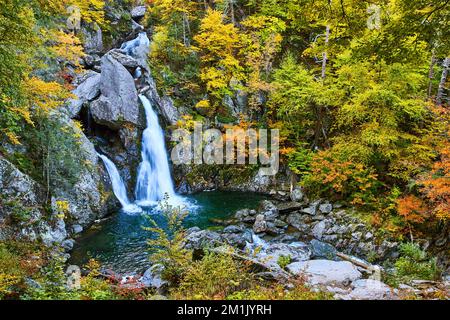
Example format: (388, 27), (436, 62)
(135, 95), (182, 206)
(98, 154), (141, 213)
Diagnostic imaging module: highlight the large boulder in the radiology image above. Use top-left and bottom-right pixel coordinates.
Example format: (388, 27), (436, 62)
(253, 214), (268, 234)
(90, 53), (140, 129)
(66, 71), (101, 118)
(286, 260), (362, 286)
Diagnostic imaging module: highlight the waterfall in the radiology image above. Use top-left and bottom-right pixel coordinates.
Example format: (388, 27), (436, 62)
(135, 95), (182, 206)
(98, 154), (141, 213)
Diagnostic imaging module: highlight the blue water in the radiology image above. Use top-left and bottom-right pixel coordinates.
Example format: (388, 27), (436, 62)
(69, 191), (267, 273)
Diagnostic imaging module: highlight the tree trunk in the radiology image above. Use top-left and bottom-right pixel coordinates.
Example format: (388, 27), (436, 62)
(230, 0), (235, 25)
(437, 57), (450, 105)
(321, 24), (330, 80)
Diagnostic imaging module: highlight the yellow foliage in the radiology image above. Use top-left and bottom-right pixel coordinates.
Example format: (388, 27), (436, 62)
(25, 77), (73, 114)
(50, 30), (85, 68)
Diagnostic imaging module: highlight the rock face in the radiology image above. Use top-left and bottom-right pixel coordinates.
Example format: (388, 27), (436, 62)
(90, 53), (140, 129)
(82, 24), (103, 54)
(52, 115), (111, 227)
(287, 260), (362, 286)
(0, 157), (67, 245)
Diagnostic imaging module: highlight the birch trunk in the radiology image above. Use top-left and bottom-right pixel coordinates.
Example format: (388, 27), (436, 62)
(437, 57), (450, 105)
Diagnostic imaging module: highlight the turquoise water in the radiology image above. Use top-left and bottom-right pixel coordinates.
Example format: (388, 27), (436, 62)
(69, 191), (267, 273)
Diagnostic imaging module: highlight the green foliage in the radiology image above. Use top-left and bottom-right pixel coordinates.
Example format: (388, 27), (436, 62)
(277, 255), (292, 269)
(227, 281), (334, 300)
(24, 116), (86, 192)
(387, 243), (440, 286)
(174, 250), (250, 300)
(286, 145), (313, 176)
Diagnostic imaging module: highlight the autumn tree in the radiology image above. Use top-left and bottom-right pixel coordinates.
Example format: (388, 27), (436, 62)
(193, 9), (244, 115)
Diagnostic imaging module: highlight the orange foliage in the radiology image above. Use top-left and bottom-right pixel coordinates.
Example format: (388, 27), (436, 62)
(420, 139), (450, 221)
(397, 195), (428, 224)
(304, 150), (381, 205)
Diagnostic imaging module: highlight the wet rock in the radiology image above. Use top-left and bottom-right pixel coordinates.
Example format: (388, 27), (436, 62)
(287, 260), (362, 286)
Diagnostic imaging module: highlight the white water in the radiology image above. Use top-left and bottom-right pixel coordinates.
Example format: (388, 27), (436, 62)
(135, 95), (185, 207)
(98, 154), (141, 214)
(98, 32), (190, 213)
(120, 32), (150, 65)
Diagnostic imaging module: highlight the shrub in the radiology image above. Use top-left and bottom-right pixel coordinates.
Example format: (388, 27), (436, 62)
(387, 243), (440, 286)
(277, 255), (292, 269)
(173, 250), (251, 300)
(227, 281), (333, 300)
(303, 150), (382, 206)
(145, 201), (192, 285)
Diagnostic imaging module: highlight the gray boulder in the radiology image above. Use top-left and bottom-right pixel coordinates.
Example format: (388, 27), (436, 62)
(90, 53), (140, 129)
(287, 260), (362, 286)
(312, 220), (327, 240)
(258, 200), (279, 221)
(109, 49), (140, 68)
(51, 116), (109, 227)
(82, 24), (103, 54)
(0, 157), (67, 244)
(158, 96), (181, 126)
(301, 200), (320, 215)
